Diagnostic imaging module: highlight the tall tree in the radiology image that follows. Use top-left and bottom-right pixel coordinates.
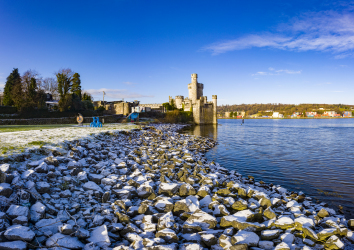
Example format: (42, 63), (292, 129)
(56, 68), (73, 99)
(71, 73), (82, 100)
(11, 78), (24, 110)
(3, 68), (21, 106)
(56, 68), (74, 111)
(82, 91), (93, 102)
(26, 77), (37, 107)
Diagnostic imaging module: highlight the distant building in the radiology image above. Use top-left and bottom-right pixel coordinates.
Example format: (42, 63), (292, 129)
(343, 111), (352, 117)
(236, 111), (245, 117)
(306, 111), (317, 117)
(272, 112), (280, 118)
(225, 112), (231, 118)
(291, 112), (302, 118)
(169, 73), (217, 124)
(323, 111), (337, 117)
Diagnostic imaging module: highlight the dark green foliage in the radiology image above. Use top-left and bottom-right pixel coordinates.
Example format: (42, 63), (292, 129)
(11, 79), (24, 110)
(162, 102), (176, 111)
(164, 110), (193, 123)
(71, 73), (82, 100)
(56, 73), (72, 99)
(82, 100), (94, 110)
(82, 91), (93, 102)
(0, 106), (17, 114)
(3, 68), (21, 106)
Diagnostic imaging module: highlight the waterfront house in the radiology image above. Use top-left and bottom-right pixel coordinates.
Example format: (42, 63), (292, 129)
(323, 111), (337, 117)
(272, 112), (282, 118)
(291, 112), (302, 118)
(343, 111), (352, 117)
(306, 111), (317, 117)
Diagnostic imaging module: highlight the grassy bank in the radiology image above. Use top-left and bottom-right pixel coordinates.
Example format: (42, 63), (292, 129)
(0, 124), (75, 133)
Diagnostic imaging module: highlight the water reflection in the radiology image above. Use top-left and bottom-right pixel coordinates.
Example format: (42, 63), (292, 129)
(181, 119), (354, 218)
(182, 125), (218, 141)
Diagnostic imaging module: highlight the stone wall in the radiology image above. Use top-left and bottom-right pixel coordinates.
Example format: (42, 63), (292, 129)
(0, 115), (123, 125)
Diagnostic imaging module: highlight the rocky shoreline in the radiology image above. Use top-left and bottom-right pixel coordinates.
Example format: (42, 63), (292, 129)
(0, 124), (353, 250)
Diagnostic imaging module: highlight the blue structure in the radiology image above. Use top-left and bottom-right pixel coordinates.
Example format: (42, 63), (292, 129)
(90, 117), (102, 127)
(127, 112), (139, 122)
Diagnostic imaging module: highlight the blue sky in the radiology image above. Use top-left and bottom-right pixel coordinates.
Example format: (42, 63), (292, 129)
(0, 0), (354, 105)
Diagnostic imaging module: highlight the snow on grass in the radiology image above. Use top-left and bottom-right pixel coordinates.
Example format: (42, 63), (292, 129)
(0, 123), (138, 157)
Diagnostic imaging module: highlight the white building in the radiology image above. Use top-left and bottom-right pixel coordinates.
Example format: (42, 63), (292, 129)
(272, 112), (280, 118)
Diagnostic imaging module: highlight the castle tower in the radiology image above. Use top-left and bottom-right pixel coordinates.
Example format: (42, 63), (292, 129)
(212, 95), (217, 124)
(188, 73), (203, 104)
(175, 95), (184, 109)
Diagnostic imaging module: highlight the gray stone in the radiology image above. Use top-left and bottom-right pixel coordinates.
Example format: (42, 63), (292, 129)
(83, 181), (103, 193)
(0, 241), (27, 250)
(36, 218), (61, 234)
(35, 162), (49, 173)
(4, 225), (35, 241)
(36, 182), (51, 193)
(46, 233), (85, 249)
(6, 205), (29, 219)
(30, 201), (46, 222)
(88, 225), (111, 248)
(0, 183), (12, 197)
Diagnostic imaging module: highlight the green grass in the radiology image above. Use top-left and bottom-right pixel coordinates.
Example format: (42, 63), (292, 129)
(0, 124), (75, 133)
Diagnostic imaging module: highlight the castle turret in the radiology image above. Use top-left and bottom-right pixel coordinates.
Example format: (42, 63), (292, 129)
(188, 73), (203, 104)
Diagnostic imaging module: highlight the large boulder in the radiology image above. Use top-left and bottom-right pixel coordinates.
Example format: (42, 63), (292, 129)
(158, 183), (179, 196)
(231, 230), (259, 247)
(6, 205), (29, 219)
(4, 225), (35, 241)
(155, 228), (179, 243)
(220, 209), (262, 231)
(88, 225), (111, 248)
(183, 209), (217, 233)
(0, 241), (27, 250)
(46, 233), (85, 249)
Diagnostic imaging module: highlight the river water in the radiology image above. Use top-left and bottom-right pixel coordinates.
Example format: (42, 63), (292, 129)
(181, 118), (354, 218)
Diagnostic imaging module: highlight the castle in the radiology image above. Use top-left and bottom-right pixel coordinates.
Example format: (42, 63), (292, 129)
(169, 73), (217, 124)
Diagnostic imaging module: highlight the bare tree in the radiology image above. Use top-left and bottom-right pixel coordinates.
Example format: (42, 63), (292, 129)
(43, 77), (59, 100)
(22, 70), (42, 93)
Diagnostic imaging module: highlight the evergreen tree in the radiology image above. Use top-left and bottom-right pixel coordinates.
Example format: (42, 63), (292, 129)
(12, 79), (24, 110)
(27, 77), (37, 107)
(71, 73), (82, 100)
(3, 68), (21, 106)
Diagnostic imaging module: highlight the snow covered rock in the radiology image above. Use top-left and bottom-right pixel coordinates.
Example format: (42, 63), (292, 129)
(4, 225), (35, 241)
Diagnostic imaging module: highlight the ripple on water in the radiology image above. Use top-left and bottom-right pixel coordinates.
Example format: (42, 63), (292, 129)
(181, 118), (354, 218)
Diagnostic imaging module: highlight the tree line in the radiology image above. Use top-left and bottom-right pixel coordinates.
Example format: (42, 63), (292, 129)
(2, 68), (93, 112)
(218, 103), (354, 116)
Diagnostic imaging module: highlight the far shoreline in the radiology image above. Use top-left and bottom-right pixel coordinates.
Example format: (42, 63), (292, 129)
(218, 117), (354, 119)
